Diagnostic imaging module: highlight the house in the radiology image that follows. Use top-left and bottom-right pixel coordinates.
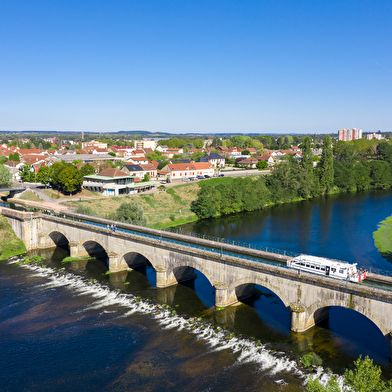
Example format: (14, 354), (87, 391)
(3, 161), (24, 180)
(160, 162), (214, 181)
(163, 148), (183, 159)
(257, 152), (276, 166)
(140, 163), (157, 179)
(126, 156), (149, 165)
(81, 141), (108, 149)
(196, 152), (225, 168)
(156, 145), (168, 153)
(83, 168), (135, 196)
(121, 164), (145, 179)
(247, 148), (257, 155)
(235, 157), (259, 168)
(227, 147), (242, 157)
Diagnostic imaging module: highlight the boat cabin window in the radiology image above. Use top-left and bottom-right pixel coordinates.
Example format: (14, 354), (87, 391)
(305, 263), (310, 268)
(321, 267), (325, 271)
(339, 269), (344, 274)
(310, 264), (315, 269)
(315, 265), (320, 270)
(331, 268), (336, 273)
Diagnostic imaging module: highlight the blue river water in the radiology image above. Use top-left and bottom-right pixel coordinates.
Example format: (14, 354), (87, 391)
(1, 190), (392, 391)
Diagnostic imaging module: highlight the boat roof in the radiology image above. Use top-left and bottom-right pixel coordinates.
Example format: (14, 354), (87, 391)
(292, 254), (356, 268)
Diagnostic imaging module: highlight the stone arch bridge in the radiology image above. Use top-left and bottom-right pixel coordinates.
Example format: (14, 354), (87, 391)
(3, 207), (392, 359)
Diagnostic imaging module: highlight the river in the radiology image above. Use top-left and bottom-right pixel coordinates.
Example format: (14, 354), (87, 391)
(1, 191), (392, 391)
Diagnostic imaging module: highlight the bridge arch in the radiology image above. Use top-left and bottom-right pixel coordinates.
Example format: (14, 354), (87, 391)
(306, 299), (388, 336)
(227, 277), (290, 309)
(166, 262), (215, 289)
(119, 250), (155, 269)
(80, 237), (108, 259)
(47, 228), (71, 248)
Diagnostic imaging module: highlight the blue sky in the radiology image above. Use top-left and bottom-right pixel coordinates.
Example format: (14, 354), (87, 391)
(1, 0), (391, 134)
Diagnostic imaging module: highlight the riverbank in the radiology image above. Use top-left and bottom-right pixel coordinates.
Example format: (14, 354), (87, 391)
(0, 214), (26, 260)
(374, 215), (392, 257)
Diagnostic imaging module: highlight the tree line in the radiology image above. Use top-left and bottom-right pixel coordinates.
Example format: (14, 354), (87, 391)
(191, 137), (392, 219)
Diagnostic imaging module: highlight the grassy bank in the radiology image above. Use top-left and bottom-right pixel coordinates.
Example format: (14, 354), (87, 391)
(0, 215), (27, 260)
(19, 190), (44, 202)
(373, 215), (392, 255)
(68, 181), (204, 227)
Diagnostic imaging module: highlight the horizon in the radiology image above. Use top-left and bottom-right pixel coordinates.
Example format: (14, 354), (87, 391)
(1, 1), (391, 133)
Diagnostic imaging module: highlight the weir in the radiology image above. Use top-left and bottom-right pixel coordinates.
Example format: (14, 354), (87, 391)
(3, 206), (392, 361)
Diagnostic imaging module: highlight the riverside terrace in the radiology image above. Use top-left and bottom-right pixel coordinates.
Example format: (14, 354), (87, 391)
(3, 206), (392, 360)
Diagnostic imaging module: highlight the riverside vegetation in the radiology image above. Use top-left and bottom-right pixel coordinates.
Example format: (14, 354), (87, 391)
(191, 138), (392, 220)
(0, 214), (26, 260)
(373, 215), (392, 260)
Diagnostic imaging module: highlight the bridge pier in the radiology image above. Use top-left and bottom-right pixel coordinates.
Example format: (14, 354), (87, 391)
(155, 266), (197, 288)
(108, 252), (128, 273)
(215, 283), (232, 308)
(69, 242), (83, 258)
(290, 304), (330, 333)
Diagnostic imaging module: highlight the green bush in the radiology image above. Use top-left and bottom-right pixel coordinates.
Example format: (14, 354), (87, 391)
(301, 352), (323, 367)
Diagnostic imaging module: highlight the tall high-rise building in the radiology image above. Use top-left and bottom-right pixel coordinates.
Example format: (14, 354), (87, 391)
(338, 128), (362, 141)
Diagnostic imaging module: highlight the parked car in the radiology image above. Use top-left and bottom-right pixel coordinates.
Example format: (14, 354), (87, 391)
(182, 177), (190, 182)
(219, 174), (225, 177)
(160, 180), (167, 184)
(197, 175), (204, 180)
(204, 175), (211, 179)
(189, 177), (196, 181)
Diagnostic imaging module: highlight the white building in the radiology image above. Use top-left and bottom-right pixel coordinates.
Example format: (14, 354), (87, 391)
(366, 133), (384, 140)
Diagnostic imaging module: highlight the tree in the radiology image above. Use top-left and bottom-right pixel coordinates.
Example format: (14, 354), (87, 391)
(333, 141), (359, 168)
(301, 136), (313, 173)
(36, 166), (52, 187)
(9, 152), (20, 162)
(376, 141), (392, 163)
(116, 201), (146, 225)
(256, 160), (268, 170)
(318, 135), (334, 193)
(0, 164), (12, 187)
(241, 149), (250, 155)
(211, 137), (222, 148)
(191, 184), (221, 219)
(142, 173), (150, 182)
(157, 160), (170, 170)
(305, 375), (340, 392)
(344, 355), (392, 392)
(80, 163), (96, 177)
(19, 164), (35, 182)
(369, 160), (392, 189)
(57, 165), (83, 194)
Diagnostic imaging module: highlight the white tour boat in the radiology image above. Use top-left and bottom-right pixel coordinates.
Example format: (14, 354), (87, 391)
(287, 254), (367, 282)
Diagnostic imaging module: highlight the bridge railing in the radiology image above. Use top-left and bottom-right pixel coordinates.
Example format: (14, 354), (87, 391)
(169, 228), (299, 257)
(39, 209), (392, 281)
(41, 210), (293, 270)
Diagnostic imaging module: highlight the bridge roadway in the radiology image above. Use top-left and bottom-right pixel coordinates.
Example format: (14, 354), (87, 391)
(3, 206), (392, 360)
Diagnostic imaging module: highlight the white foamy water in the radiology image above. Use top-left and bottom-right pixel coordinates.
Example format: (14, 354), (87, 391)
(7, 258), (347, 389)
